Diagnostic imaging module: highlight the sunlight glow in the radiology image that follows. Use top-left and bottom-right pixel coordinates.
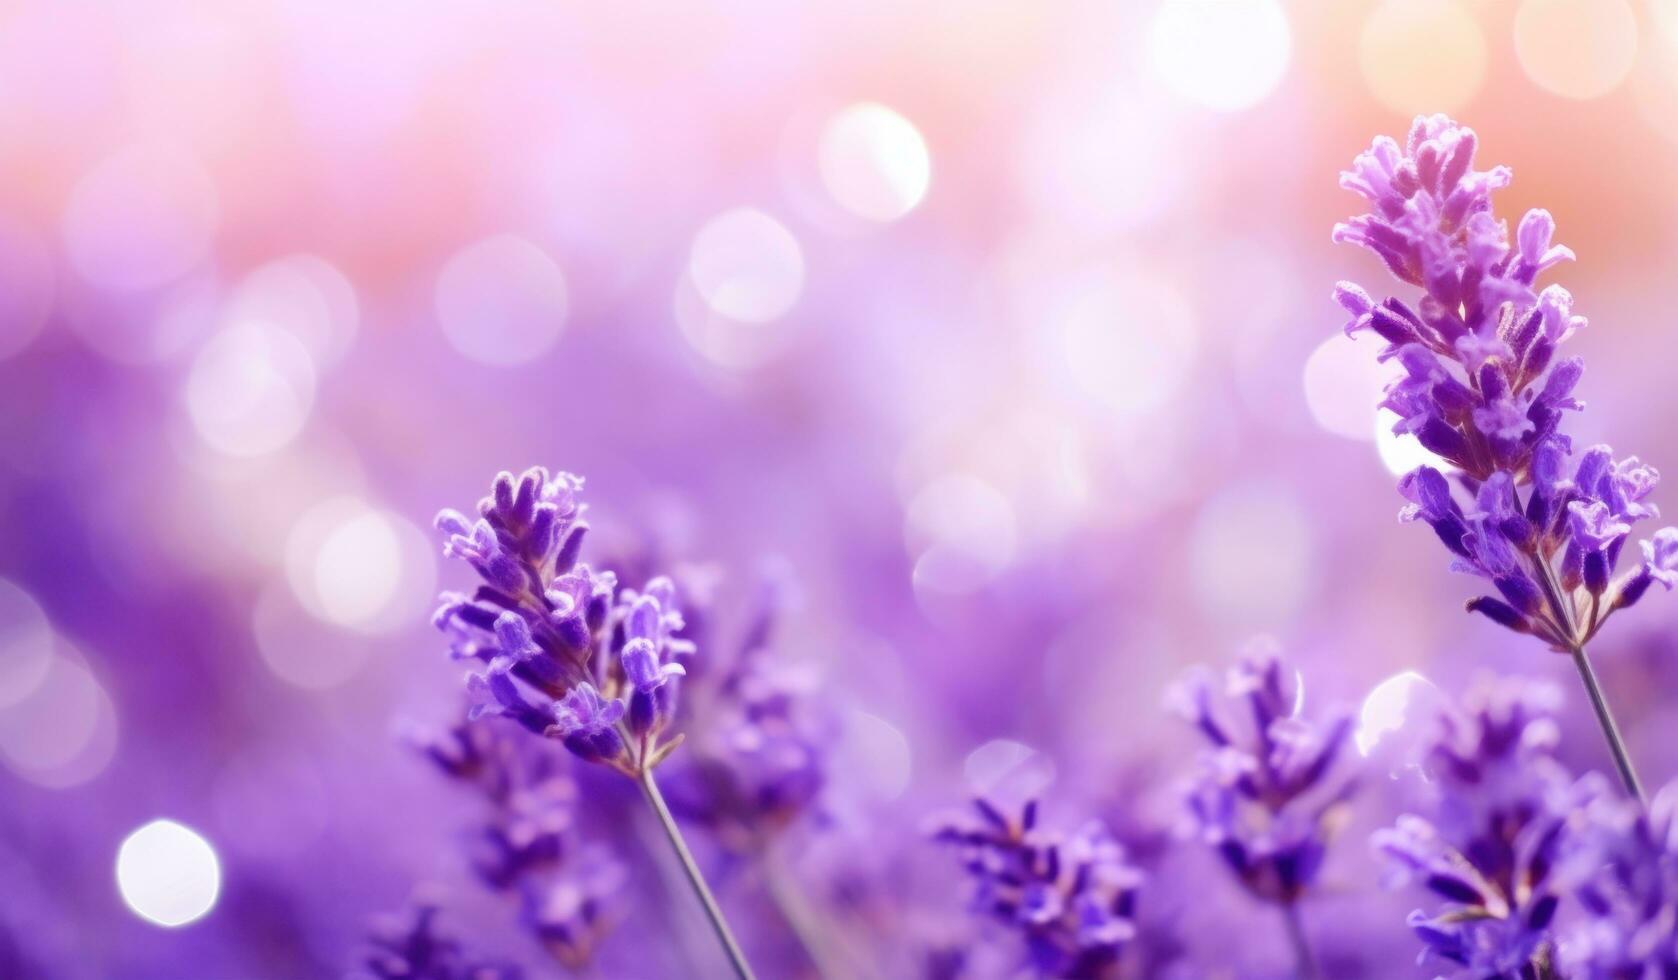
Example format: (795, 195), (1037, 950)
(1148, 0), (1291, 112)
(116, 820), (221, 928)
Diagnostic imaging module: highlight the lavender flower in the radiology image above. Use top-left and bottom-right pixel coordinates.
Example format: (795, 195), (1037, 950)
(1372, 676), (1571, 977)
(1168, 642), (1356, 907)
(932, 796), (1143, 978)
(409, 719), (623, 968)
(433, 467), (755, 978)
(1334, 115), (1668, 800)
(1333, 116), (1676, 648)
(433, 468), (691, 775)
(353, 902), (523, 980)
(663, 574), (834, 849)
(1168, 642), (1354, 978)
(1557, 776), (1678, 976)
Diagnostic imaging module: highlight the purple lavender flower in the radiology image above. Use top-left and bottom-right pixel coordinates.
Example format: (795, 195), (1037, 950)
(1372, 676), (1571, 977)
(1334, 116), (1668, 802)
(432, 468), (691, 775)
(663, 574), (834, 848)
(1168, 642), (1356, 907)
(518, 844), (628, 970)
(1556, 775), (1678, 976)
(1333, 116), (1677, 648)
(1168, 642), (1355, 978)
(433, 467), (754, 978)
(932, 796), (1143, 978)
(353, 902), (524, 980)
(407, 718), (624, 968)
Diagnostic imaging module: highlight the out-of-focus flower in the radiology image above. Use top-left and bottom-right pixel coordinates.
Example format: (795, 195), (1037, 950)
(1557, 776), (1678, 977)
(931, 796), (1143, 978)
(352, 902), (524, 980)
(1372, 676), (1570, 977)
(408, 719), (622, 968)
(1333, 116), (1677, 648)
(1167, 641), (1357, 908)
(663, 573), (835, 851)
(432, 468), (691, 775)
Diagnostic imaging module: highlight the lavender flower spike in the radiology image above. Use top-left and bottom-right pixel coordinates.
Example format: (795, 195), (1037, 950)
(406, 718), (624, 969)
(1168, 640), (1356, 978)
(1371, 676), (1571, 978)
(431, 468), (686, 775)
(932, 796), (1143, 978)
(1558, 776), (1678, 976)
(1334, 116), (1674, 799)
(432, 467), (755, 978)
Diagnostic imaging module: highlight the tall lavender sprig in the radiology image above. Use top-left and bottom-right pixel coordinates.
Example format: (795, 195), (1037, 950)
(1372, 676), (1572, 977)
(932, 796), (1144, 978)
(433, 468), (753, 979)
(1168, 641), (1356, 978)
(1333, 115), (1678, 799)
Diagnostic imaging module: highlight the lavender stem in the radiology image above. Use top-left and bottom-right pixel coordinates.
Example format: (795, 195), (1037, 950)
(1282, 901), (1320, 980)
(636, 767), (757, 980)
(1569, 644), (1645, 803)
(1526, 544), (1645, 803)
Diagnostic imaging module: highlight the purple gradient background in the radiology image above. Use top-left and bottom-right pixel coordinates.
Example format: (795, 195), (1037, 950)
(4, 1), (1678, 976)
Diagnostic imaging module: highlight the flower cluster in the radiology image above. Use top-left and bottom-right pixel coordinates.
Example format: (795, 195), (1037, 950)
(1557, 776), (1678, 976)
(1168, 641), (1356, 907)
(663, 575), (834, 849)
(433, 468), (692, 774)
(352, 902), (523, 980)
(1372, 676), (1571, 977)
(932, 797), (1143, 978)
(1332, 115), (1678, 648)
(410, 719), (624, 968)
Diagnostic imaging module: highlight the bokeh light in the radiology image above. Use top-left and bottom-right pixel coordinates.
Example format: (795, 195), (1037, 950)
(963, 738), (1055, 802)
(1356, 670), (1441, 756)
(251, 583), (372, 690)
(1189, 481), (1313, 626)
(1375, 413), (1440, 476)
(61, 143), (218, 292)
(0, 578), (54, 709)
(1052, 271), (1200, 424)
(688, 209), (805, 323)
(115, 820), (221, 928)
(906, 473), (1018, 597)
(284, 497), (436, 636)
(227, 256), (360, 369)
(1147, 0), (1291, 111)
(1359, 0), (1486, 115)
(1513, 0), (1638, 100)
(1303, 333), (1391, 441)
(183, 323), (318, 457)
(817, 103), (932, 223)
(435, 235), (570, 367)
(837, 709), (912, 802)
(0, 647), (118, 789)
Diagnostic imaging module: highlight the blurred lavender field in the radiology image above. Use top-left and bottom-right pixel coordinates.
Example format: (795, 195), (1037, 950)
(5, 1), (1678, 977)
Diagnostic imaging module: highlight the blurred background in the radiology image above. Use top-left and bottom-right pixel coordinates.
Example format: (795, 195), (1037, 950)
(4, 0), (1678, 976)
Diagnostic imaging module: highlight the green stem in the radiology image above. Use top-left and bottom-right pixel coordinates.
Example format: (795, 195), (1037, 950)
(636, 768), (757, 980)
(762, 853), (877, 980)
(1569, 644), (1645, 802)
